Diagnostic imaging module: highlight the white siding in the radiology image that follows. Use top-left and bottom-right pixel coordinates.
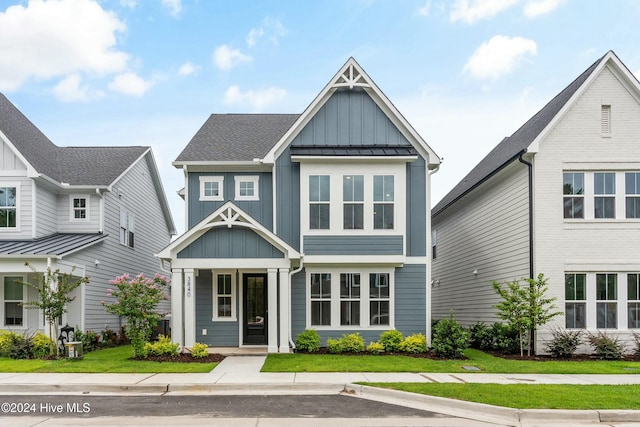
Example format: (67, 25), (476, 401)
(0, 138), (27, 171)
(432, 161), (530, 325)
(57, 192), (101, 233)
(35, 183), (57, 237)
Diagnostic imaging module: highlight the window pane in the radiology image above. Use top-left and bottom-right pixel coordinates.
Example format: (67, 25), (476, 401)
(563, 197), (584, 219)
(596, 274), (616, 300)
(626, 173), (639, 195)
(310, 204), (329, 229)
(629, 274), (639, 300)
(311, 301), (331, 326)
(5, 302), (22, 325)
(626, 197), (640, 218)
(629, 303), (640, 329)
(343, 175), (363, 201)
(594, 197), (615, 218)
(565, 302), (585, 328)
(370, 273), (390, 299)
(340, 301), (360, 326)
(343, 204), (363, 229)
(370, 301), (389, 325)
(374, 204), (394, 229)
(309, 176), (319, 201)
(73, 198), (85, 208)
(218, 296), (231, 317)
(4, 277), (22, 300)
(597, 302), (617, 328)
(563, 173), (583, 195)
(373, 176), (394, 202)
(594, 173), (615, 195)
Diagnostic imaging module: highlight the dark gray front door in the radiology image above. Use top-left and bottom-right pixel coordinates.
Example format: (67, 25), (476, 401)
(243, 274), (267, 345)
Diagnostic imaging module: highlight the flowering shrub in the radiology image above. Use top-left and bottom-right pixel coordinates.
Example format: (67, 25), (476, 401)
(102, 273), (169, 358)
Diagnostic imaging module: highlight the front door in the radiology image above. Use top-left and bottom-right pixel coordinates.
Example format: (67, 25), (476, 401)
(243, 274), (267, 345)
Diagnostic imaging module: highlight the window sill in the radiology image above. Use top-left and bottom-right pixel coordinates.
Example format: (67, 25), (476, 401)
(212, 317), (237, 322)
(307, 325), (394, 330)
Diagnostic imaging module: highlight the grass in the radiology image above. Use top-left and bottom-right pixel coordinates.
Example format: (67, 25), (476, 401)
(0, 345), (218, 373)
(262, 348), (640, 374)
(364, 383), (640, 410)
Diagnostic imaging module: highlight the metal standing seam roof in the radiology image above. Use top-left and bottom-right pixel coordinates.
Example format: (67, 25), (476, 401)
(0, 233), (107, 257)
(290, 146), (418, 157)
(432, 52), (607, 217)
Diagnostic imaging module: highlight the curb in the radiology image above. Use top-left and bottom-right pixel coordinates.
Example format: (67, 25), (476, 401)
(0, 384), (169, 394)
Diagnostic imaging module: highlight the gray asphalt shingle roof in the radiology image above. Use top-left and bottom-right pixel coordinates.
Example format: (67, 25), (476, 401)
(432, 52), (606, 216)
(0, 233), (106, 256)
(175, 114), (300, 162)
(0, 93), (148, 186)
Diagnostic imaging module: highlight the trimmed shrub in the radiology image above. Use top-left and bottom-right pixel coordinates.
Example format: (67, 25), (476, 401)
(366, 341), (384, 354)
(190, 342), (209, 358)
(469, 322), (493, 350)
(295, 329), (321, 352)
(379, 329), (404, 353)
(326, 337), (343, 354)
(144, 335), (179, 357)
(634, 332), (640, 358)
(32, 332), (53, 358)
(340, 333), (365, 353)
(74, 329), (100, 353)
(431, 313), (469, 359)
(101, 329), (119, 348)
(402, 333), (428, 354)
(587, 332), (625, 360)
(544, 327), (582, 358)
(490, 323), (520, 354)
(0, 330), (22, 357)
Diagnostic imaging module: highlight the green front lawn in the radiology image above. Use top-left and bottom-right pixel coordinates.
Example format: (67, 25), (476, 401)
(0, 345), (218, 373)
(262, 348), (640, 374)
(365, 383), (640, 410)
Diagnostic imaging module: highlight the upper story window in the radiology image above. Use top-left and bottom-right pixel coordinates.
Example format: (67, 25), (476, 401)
(431, 230), (437, 260)
(625, 173), (640, 219)
(199, 176), (224, 201)
(373, 175), (394, 229)
(563, 173), (584, 219)
(3, 276), (24, 327)
(235, 176), (259, 201)
(343, 175), (364, 229)
(594, 173), (615, 219)
(119, 208), (135, 248)
(70, 196), (89, 221)
(309, 175), (330, 230)
(0, 186), (17, 228)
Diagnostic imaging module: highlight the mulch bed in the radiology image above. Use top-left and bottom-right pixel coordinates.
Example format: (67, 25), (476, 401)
(296, 348), (464, 360)
(135, 353), (226, 363)
(487, 350), (640, 362)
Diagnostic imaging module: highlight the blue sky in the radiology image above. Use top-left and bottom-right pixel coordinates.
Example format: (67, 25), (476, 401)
(1, 0), (640, 234)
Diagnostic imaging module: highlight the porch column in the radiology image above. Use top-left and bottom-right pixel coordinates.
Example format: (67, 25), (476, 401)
(278, 268), (290, 353)
(184, 268), (196, 348)
(171, 269), (184, 348)
(267, 268), (278, 353)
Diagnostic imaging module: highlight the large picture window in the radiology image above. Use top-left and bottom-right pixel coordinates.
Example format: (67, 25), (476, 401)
(310, 273), (331, 326)
(309, 175), (330, 230)
(0, 186), (17, 228)
(563, 173), (584, 219)
(596, 273), (617, 329)
(565, 273), (586, 329)
(373, 175), (394, 229)
(343, 175), (364, 229)
(3, 276), (23, 326)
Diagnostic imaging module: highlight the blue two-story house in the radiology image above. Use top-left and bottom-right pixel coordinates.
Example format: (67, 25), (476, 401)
(157, 58), (441, 353)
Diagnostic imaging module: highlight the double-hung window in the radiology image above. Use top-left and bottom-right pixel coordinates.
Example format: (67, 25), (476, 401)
(628, 274), (640, 329)
(3, 276), (23, 326)
(625, 173), (640, 219)
(369, 273), (390, 326)
(309, 175), (330, 230)
(373, 175), (394, 229)
(0, 186), (17, 228)
(71, 196), (88, 221)
(594, 173), (615, 219)
(343, 175), (364, 229)
(213, 273), (235, 320)
(565, 273), (586, 329)
(119, 208), (135, 248)
(596, 273), (617, 328)
(563, 173), (584, 219)
(340, 273), (360, 326)
(310, 273), (331, 326)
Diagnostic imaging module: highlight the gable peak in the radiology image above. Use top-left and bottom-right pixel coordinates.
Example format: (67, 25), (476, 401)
(333, 58), (371, 89)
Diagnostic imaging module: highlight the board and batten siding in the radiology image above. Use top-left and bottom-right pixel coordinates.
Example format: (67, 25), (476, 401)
(406, 157), (427, 257)
(275, 148), (300, 250)
(0, 138), (27, 171)
(195, 269), (239, 346)
(178, 227), (284, 259)
(431, 161), (530, 326)
(188, 172), (273, 230)
(303, 235), (403, 255)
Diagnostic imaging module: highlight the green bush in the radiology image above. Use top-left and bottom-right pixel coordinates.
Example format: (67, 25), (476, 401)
(490, 323), (520, 354)
(341, 333), (365, 353)
(0, 330), (52, 359)
(366, 341), (384, 354)
(326, 337), (343, 354)
(295, 329), (321, 352)
(402, 333), (428, 354)
(74, 329), (100, 353)
(143, 335), (179, 357)
(101, 329), (119, 348)
(32, 332), (53, 358)
(379, 329), (404, 353)
(469, 322), (493, 350)
(634, 332), (640, 358)
(431, 313), (469, 358)
(587, 332), (625, 360)
(190, 342), (209, 358)
(0, 330), (22, 357)
(544, 327), (582, 358)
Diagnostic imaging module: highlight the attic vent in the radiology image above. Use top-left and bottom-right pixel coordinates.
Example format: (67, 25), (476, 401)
(601, 105), (611, 137)
(334, 64), (370, 89)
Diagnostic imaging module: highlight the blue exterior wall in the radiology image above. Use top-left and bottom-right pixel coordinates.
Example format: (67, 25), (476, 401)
(406, 156), (427, 256)
(195, 269), (239, 346)
(303, 236), (403, 255)
(275, 147), (300, 250)
(188, 172), (273, 229)
(177, 227), (284, 259)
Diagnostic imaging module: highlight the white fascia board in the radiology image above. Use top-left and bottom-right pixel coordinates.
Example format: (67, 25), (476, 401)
(291, 155), (418, 163)
(172, 160), (263, 168)
(302, 255), (405, 266)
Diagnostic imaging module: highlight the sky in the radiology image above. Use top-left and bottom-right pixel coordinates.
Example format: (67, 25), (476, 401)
(1, 0), (640, 235)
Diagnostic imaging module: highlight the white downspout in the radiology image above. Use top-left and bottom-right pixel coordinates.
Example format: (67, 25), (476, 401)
(288, 255), (304, 349)
(426, 164), (440, 345)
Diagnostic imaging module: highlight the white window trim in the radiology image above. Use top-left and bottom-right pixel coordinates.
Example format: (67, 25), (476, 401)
(234, 176), (260, 201)
(212, 270), (236, 321)
(305, 267), (394, 330)
(119, 208), (135, 248)
(69, 194), (90, 222)
(0, 182), (19, 231)
(199, 176), (224, 201)
(628, 273), (640, 329)
(1, 275), (26, 329)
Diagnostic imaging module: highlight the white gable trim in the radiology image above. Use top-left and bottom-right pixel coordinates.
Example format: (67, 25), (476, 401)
(262, 57), (441, 167)
(0, 129), (38, 177)
(529, 51), (640, 153)
(156, 201), (300, 260)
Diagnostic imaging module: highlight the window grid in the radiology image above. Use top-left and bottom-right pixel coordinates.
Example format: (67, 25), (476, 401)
(310, 273), (331, 326)
(596, 273), (617, 329)
(373, 175), (394, 230)
(594, 173), (615, 219)
(626, 172), (640, 219)
(72, 197), (87, 220)
(369, 273), (390, 326)
(216, 274), (233, 318)
(4, 276), (23, 326)
(629, 274), (640, 329)
(563, 173), (584, 219)
(119, 209), (135, 248)
(565, 273), (586, 329)
(340, 273), (360, 326)
(0, 186), (17, 228)
(309, 175), (330, 230)
(343, 175), (364, 230)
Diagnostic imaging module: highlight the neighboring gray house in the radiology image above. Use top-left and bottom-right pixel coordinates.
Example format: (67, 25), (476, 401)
(157, 58), (441, 352)
(432, 51), (640, 352)
(0, 93), (176, 335)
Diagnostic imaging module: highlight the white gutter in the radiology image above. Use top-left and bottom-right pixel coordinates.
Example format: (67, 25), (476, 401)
(288, 255), (304, 349)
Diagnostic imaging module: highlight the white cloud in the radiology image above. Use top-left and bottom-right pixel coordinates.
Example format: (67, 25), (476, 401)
(245, 17), (287, 47)
(223, 85), (287, 110)
(108, 72), (155, 96)
(523, 0), (566, 18)
(52, 74), (104, 102)
(246, 27), (264, 48)
(418, 0), (432, 16)
(464, 35), (537, 80)
(213, 45), (252, 70)
(161, 0), (182, 16)
(450, 0), (519, 24)
(0, 0), (128, 92)
(119, 0), (138, 8)
(177, 62), (199, 76)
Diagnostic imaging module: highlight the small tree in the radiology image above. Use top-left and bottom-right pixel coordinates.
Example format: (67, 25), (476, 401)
(102, 273), (169, 358)
(492, 274), (561, 357)
(21, 263), (89, 357)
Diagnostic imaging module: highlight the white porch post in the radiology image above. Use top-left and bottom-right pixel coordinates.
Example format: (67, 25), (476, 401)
(184, 268), (196, 348)
(267, 268), (278, 353)
(171, 269), (184, 348)
(278, 268), (290, 353)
